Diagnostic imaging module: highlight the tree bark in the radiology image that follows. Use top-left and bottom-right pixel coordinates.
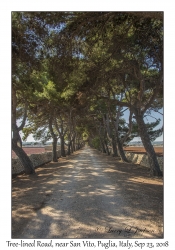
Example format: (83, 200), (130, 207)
(49, 117), (58, 162)
(67, 142), (71, 155)
(60, 136), (66, 157)
(121, 110), (133, 146)
(12, 139), (35, 174)
(111, 138), (118, 157)
(52, 136), (58, 162)
(77, 138), (80, 150)
(104, 140), (110, 155)
(101, 141), (106, 153)
(106, 113), (119, 157)
(93, 119), (106, 153)
(103, 114), (119, 156)
(109, 102), (128, 161)
(116, 135), (128, 162)
(99, 125), (106, 153)
(12, 87), (35, 174)
(135, 112), (162, 176)
(72, 137), (76, 152)
(70, 140), (73, 153)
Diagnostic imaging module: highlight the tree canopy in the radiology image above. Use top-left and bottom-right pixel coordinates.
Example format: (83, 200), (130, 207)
(12, 11), (163, 176)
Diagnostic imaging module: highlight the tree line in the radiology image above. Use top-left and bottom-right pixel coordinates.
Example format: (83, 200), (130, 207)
(12, 12), (163, 176)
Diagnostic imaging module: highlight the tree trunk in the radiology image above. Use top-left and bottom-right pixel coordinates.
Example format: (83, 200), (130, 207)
(135, 113), (162, 176)
(77, 138), (80, 150)
(12, 87), (34, 174)
(104, 114), (119, 157)
(109, 105), (128, 161)
(117, 136), (128, 162)
(52, 136), (58, 162)
(112, 138), (119, 157)
(104, 140), (110, 155)
(70, 140), (73, 153)
(72, 137), (76, 152)
(67, 142), (71, 155)
(12, 139), (35, 174)
(67, 133), (71, 155)
(60, 136), (66, 157)
(101, 141), (106, 153)
(49, 116), (59, 161)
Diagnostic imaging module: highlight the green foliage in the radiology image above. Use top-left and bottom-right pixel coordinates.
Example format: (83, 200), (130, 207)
(12, 12), (163, 150)
(91, 136), (101, 149)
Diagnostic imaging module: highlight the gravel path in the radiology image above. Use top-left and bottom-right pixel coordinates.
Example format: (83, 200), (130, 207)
(12, 146), (163, 239)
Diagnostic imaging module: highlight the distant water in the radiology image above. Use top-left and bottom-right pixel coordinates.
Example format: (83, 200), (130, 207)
(128, 141), (163, 146)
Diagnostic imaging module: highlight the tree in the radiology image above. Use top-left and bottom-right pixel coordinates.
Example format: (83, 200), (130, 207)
(12, 12), (163, 176)
(64, 12), (163, 175)
(12, 12), (51, 173)
(12, 87), (35, 174)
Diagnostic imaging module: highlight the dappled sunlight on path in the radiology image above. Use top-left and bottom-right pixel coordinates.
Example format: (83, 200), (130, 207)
(12, 146), (163, 239)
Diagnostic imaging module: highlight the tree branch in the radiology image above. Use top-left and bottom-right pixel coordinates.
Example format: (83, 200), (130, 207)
(54, 118), (62, 136)
(18, 101), (28, 131)
(142, 73), (163, 113)
(49, 116), (57, 139)
(100, 96), (131, 108)
(144, 114), (160, 122)
(154, 110), (163, 116)
(121, 110), (133, 144)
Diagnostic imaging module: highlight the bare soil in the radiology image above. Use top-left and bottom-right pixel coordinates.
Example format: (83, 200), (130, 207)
(124, 147), (163, 156)
(12, 146), (163, 239)
(12, 147), (46, 158)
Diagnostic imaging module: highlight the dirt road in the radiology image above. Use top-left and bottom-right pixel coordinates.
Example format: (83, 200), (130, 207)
(12, 146), (163, 239)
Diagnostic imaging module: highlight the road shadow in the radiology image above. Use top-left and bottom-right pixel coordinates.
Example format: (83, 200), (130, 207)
(12, 147), (163, 239)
